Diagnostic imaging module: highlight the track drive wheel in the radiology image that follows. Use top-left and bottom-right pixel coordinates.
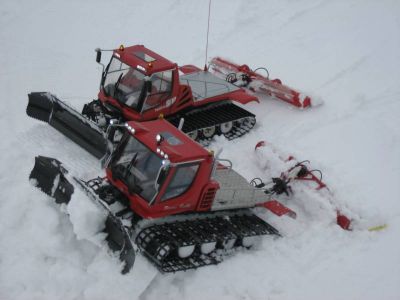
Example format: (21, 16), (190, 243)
(241, 236), (259, 248)
(177, 245), (195, 258)
(200, 241), (217, 254)
(187, 130), (198, 140)
(219, 238), (236, 250)
(219, 121), (233, 136)
(202, 126), (216, 138)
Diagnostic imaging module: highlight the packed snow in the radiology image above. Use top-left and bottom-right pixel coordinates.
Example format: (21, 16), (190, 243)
(0, 0), (399, 299)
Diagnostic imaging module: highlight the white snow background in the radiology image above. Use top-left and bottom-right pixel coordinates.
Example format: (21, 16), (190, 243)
(0, 0), (399, 299)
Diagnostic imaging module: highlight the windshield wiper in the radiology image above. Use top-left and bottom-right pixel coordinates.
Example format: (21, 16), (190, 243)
(123, 152), (144, 195)
(113, 73), (123, 98)
(124, 152), (138, 178)
(111, 153), (143, 195)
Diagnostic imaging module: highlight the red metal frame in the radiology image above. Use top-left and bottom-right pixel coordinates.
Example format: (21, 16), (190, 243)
(210, 57), (313, 108)
(257, 200), (297, 219)
(286, 157), (327, 190)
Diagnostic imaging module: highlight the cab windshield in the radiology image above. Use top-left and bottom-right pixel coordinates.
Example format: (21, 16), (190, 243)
(110, 133), (163, 202)
(103, 57), (146, 109)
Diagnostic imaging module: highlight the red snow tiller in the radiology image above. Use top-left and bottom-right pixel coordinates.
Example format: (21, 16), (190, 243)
(253, 141), (351, 230)
(30, 117), (355, 274)
(209, 57), (314, 109)
(26, 44), (316, 159)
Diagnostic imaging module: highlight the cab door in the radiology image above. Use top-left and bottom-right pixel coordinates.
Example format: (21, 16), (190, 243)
(151, 162), (201, 217)
(141, 69), (174, 119)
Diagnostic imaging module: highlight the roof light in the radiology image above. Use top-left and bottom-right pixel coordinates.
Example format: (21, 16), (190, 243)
(162, 159), (171, 166)
(156, 134), (164, 145)
(119, 44), (124, 51)
(164, 154), (169, 159)
(156, 148), (161, 153)
(137, 65), (146, 72)
(124, 123), (135, 134)
(160, 150), (165, 157)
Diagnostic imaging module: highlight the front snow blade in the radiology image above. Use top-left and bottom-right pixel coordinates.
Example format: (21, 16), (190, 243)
(30, 156), (136, 273)
(104, 215), (136, 274)
(27, 92), (107, 159)
(29, 156), (74, 204)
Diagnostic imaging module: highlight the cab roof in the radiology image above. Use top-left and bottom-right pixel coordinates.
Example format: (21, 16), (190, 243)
(126, 119), (210, 163)
(114, 45), (176, 75)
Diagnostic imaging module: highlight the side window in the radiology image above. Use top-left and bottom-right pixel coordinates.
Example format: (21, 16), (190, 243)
(142, 70), (173, 112)
(104, 58), (129, 88)
(162, 163), (200, 201)
(151, 70), (172, 94)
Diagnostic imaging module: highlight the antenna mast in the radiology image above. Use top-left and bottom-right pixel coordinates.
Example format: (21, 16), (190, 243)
(204, 0), (212, 71)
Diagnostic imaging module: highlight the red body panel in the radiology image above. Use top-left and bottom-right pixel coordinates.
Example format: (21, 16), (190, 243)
(115, 45), (176, 75)
(258, 200), (297, 219)
(179, 64), (203, 74)
(124, 119), (210, 163)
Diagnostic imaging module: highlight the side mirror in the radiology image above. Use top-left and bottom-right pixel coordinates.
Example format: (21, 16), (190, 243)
(101, 123), (124, 169)
(95, 48), (102, 63)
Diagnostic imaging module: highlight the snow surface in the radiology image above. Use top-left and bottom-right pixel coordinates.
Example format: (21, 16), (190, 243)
(1, 0), (400, 299)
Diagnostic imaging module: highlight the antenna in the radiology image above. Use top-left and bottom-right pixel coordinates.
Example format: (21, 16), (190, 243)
(204, 0), (212, 71)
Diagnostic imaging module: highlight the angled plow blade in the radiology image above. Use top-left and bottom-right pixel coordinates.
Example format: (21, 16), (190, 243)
(29, 156), (135, 273)
(27, 92), (107, 159)
(104, 214), (136, 274)
(29, 156), (74, 204)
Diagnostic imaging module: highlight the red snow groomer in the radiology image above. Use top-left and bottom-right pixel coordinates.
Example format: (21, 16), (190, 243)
(26, 45), (315, 160)
(30, 118), (283, 273)
(29, 117), (354, 274)
(27, 45), (258, 158)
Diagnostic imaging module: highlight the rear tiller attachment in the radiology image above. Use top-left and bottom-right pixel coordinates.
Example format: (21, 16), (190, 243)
(210, 57), (315, 108)
(253, 141), (352, 230)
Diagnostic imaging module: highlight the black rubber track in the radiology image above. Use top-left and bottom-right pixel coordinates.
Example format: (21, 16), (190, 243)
(168, 102), (255, 135)
(136, 213), (279, 273)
